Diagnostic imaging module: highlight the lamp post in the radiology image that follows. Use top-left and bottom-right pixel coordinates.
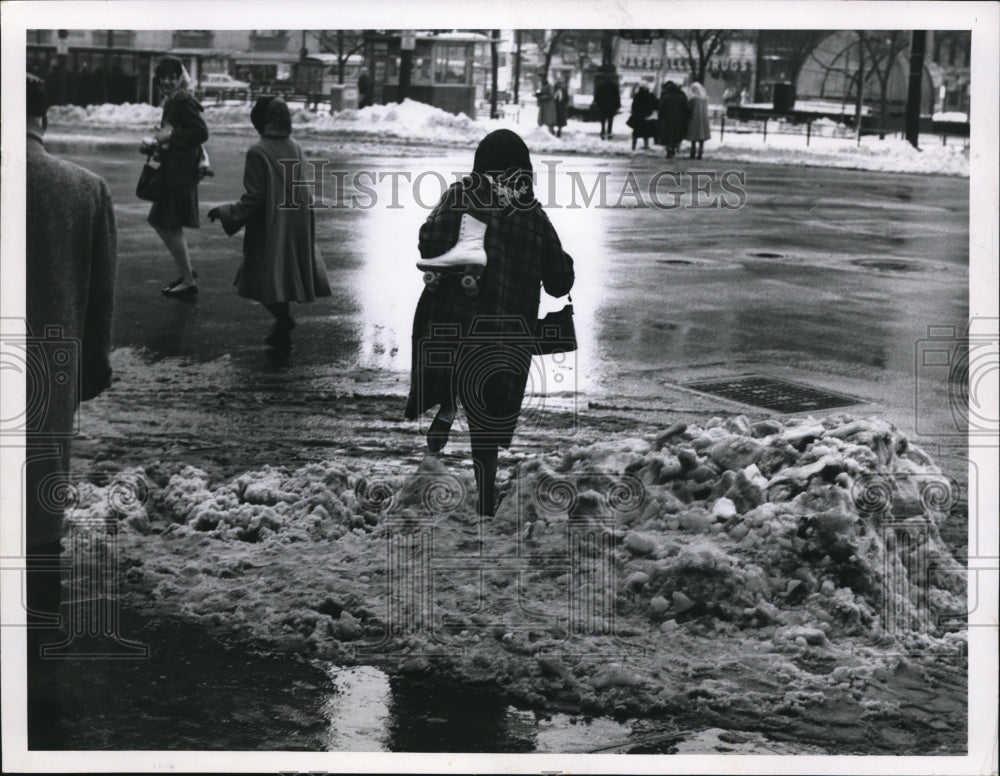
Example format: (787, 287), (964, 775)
(905, 30), (926, 149)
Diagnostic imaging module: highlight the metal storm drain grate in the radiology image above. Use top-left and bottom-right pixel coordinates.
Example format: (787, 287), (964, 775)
(682, 375), (863, 413)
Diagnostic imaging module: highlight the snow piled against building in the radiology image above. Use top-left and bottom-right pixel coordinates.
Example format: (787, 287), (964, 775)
(66, 412), (966, 721)
(46, 98), (969, 177)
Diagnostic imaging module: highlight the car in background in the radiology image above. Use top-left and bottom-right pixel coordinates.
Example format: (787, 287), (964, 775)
(200, 73), (251, 100)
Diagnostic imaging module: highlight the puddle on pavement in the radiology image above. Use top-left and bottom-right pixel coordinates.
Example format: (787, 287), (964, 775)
(852, 258), (922, 272)
(36, 608), (647, 753)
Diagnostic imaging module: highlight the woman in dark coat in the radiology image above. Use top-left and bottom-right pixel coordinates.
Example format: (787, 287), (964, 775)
(658, 81), (690, 159)
(406, 129), (575, 516)
(627, 85), (658, 149)
(143, 56), (208, 297)
(553, 79), (568, 137)
(208, 97), (331, 349)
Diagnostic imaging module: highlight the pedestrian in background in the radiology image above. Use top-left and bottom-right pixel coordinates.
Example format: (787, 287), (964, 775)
(25, 73), (118, 747)
(553, 79), (568, 137)
(627, 84), (658, 150)
(535, 75), (556, 134)
(143, 56), (208, 298)
(208, 97), (331, 350)
(658, 81), (690, 158)
(357, 67), (372, 109)
(686, 81), (711, 160)
(594, 66), (621, 140)
(406, 129), (574, 517)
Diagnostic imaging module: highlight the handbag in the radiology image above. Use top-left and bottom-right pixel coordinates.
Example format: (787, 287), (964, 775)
(535, 294), (577, 355)
(197, 145), (214, 180)
(135, 154), (164, 201)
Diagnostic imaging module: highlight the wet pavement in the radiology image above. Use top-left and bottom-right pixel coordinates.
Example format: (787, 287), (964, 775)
(53, 130), (969, 445)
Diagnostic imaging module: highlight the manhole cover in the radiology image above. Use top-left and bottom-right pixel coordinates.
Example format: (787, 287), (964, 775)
(853, 259), (920, 272)
(657, 259), (695, 265)
(752, 252), (784, 258)
(682, 375), (863, 413)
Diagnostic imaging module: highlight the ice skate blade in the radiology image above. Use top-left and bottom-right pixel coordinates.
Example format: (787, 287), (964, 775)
(416, 256), (487, 271)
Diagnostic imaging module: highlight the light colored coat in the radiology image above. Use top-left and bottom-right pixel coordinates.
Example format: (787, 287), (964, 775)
(216, 133), (332, 305)
(536, 82), (557, 128)
(686, 88), (711, 142)
(26, 128), (118, 546)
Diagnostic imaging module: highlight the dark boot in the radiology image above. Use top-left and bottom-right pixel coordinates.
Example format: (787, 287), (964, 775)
(471, 444), (499, 517)
(427, 406), (455, 453)
(264, 302), (296, 348)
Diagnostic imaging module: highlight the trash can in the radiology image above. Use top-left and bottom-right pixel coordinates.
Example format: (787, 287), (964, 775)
(773, 82), (796, 113)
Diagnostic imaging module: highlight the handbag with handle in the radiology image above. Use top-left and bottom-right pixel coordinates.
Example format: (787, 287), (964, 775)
(535, 294), (576, 355)
(135, 154), (164, 201)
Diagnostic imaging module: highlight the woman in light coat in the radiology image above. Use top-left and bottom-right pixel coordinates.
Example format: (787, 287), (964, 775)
(208, 97), (331, 349)
(686, 81), (711, 159)
(535, 78), (557, 133)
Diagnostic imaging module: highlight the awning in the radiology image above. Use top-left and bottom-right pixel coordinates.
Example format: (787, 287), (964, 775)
(168, 48), (230, 59)
(232, 51), (300, 64)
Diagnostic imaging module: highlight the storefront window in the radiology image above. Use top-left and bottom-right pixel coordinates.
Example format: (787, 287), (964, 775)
(434, 44), (469, 84)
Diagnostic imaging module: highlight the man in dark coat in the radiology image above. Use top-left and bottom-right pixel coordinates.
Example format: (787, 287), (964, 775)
(658, 81), (691, 158)
(24, 73), (118, 746)
(406, 130), (574, 516)
(357, 68), (372, 109)
(593, 66), (621, 140)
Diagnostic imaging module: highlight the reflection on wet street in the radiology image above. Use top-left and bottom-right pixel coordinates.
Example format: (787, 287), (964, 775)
(44, 610), (647, 753)
(58, 134), (968, 441)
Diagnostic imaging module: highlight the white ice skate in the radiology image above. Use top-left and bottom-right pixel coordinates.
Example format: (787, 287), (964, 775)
(416, 213), (488, 296)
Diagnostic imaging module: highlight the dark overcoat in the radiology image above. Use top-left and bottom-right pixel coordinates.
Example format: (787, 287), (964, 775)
(148, 88), (208, 229)
(406, 180), (574, 449)
(594, 78), (621, 116)
(553, 84), (568, 127)
(214, 133), (332, 305)
(158, 88), (208, 189)
(659, 90), (691, 147)
(630, 88), (657, 121)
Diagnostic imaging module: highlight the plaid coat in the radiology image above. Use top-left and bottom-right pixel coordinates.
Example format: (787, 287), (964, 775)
(406, 180), (574, 448)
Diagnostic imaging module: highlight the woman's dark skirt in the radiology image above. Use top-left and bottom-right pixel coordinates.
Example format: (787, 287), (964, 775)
(148, 183), (200, 229)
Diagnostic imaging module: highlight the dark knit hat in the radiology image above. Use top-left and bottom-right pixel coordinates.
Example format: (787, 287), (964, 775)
(472, 129), (532, 176)
(250, 95), (291, 136)
(27, 73), (47, 118)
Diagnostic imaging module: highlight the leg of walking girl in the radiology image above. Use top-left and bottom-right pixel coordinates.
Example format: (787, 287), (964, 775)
(471, 441), (499, 517)
(154, 225), (197, 294)
(263, 301), (296, 347)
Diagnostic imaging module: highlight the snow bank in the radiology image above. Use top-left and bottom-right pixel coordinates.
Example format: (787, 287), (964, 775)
(65, 412), (966, 720)
(47, 102), (162, 127)
(46, 97), (969, 177)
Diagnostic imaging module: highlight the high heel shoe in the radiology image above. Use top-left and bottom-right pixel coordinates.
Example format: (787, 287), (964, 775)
(162, 282), (198, 298)
(163, 270), (198, 292)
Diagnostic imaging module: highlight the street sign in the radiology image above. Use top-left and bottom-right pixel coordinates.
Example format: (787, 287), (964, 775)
(401, 31), (415, 51)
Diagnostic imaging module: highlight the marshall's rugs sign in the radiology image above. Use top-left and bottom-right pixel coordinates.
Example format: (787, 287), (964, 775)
(618, 55), (753, 74)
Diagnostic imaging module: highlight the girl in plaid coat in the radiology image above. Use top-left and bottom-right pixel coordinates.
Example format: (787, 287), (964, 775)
(406, 129), (575, 516)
